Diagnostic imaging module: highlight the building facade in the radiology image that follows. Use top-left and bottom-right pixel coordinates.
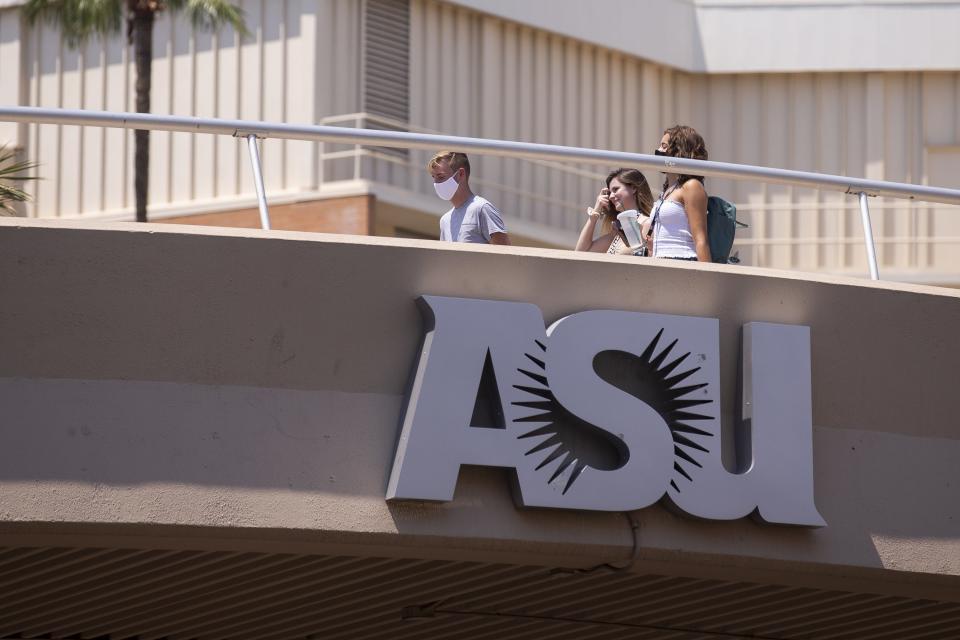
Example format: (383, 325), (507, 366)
(1, 0), (960, 283)
(2, 4), (960, 635)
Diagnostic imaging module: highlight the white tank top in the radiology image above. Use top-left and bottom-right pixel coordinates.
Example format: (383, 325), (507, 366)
(651, 198), (697, 259)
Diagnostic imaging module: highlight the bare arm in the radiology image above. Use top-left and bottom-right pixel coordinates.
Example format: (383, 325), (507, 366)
(576, 188), (617, 253)
(489, 232), (511, 246)
(575, 210), (600, 251)
(682, 181), (712, 262)
(575, 208), (621, 253)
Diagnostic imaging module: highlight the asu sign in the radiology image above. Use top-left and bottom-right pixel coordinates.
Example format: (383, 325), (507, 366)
(387, 296), (826, 527)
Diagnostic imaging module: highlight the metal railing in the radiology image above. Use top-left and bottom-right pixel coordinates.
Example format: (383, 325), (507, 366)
(316, 112), (960, 274)
(318, 112), (610, 183)
(3, 106), (960, 280)
(317, 112), (609, 236)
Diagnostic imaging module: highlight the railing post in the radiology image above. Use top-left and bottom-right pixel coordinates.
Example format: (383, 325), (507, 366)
(318, 139), (325, 189)
(244, 133), (271, 231)
(353, 115), (363, 181)
(858, 191), (880, 280)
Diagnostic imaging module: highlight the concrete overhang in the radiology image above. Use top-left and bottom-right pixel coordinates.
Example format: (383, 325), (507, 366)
(1, 219), (959, 638)
(445, 0), (960, 73)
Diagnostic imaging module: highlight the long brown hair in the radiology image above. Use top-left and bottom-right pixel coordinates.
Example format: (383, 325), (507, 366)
(599, 168), (654, 236)
(661, 125), (708, 193)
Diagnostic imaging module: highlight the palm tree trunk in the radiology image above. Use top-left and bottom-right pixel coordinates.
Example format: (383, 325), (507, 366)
(132, 9), (154, 223)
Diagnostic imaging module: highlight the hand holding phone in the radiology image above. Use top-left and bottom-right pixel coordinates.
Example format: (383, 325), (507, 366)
(594, 187), (611, 214)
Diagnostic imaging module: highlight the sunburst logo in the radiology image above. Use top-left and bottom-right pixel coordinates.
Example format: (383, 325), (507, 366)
(514, 329), (713, 495)
(388, 295), (825, 526)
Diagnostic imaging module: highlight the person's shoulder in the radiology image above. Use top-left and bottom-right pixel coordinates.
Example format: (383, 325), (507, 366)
(680, 178), (707, 197)
(676, 178), (706, 206)
(470, 195), (498, 210)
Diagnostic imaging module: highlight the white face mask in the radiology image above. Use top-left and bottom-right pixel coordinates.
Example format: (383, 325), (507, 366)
(433, 171), (460, 201)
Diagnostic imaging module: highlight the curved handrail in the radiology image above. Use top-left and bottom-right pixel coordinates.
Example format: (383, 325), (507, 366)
(3, 106), (960, 206)
(320, 111), (608, 182)
(4, 105), (960, 281)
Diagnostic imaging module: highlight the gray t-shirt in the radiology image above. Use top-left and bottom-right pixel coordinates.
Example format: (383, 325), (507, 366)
(439, 195), (507, 243)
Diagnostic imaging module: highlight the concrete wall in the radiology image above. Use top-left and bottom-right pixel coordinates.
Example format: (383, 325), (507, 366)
(1, 217), (959, 601)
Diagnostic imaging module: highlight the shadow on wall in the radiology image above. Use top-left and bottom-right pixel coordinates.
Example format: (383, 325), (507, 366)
(0, 376), (403, 496)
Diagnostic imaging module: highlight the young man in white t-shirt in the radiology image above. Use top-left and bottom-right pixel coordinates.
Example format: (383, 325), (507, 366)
(427, 151), (511, 245)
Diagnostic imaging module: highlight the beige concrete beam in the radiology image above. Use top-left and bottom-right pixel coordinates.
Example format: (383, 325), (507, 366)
(0, 218), (958, 601)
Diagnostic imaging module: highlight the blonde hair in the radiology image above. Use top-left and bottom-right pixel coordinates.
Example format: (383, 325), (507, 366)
(427, 151), (470, 176)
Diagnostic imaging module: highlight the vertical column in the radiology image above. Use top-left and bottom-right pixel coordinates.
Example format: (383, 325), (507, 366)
(639, 63), (659, 163)
(406, 0), (424, 192)
(764, 75), (791, 269)
(170, 11), (196, 203)
(0, 9), (25, 148)
(816, 73), (844, 271)
(841, 75), (866, 269)
(791, 74), (818, 271)
(478, 15), (501, 207)
(262, 0), (286, 190)
(864, 73), (885, 267)
(193, 18), (218, 201)
(0, 10), (28, 217)
(287, 0), (318, 191)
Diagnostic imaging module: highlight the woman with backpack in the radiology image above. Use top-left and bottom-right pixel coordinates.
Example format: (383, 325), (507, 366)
(647, 125), (712, 262)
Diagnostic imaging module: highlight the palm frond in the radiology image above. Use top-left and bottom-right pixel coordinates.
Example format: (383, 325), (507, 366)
(0, 146), (41, 216)
(23, 0), (124, 46)
(0, 183), (31, 201)
(168, 0), (248, 36)
(23, 0), (247, 47)
(0, 149), (41, 182)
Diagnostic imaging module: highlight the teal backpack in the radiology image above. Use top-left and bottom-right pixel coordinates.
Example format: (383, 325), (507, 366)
(706, 196), (746, 264)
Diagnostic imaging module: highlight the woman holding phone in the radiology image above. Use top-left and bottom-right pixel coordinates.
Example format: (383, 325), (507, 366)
(575, 168), (654, 254)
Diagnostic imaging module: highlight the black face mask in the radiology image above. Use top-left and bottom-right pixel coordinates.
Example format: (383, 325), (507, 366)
(654, 149), (667, 156)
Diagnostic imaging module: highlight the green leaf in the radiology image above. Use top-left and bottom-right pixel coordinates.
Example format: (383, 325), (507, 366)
(22, 0), (248, 47)
(170, 0), (249, 36)
(0, 146), (41, 215)
(23, 0), (124, 46)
